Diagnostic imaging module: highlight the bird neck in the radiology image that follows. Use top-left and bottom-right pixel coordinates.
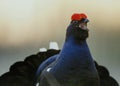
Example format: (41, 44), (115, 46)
(65, 35), (87, 46)
(59, 36), (92, 61)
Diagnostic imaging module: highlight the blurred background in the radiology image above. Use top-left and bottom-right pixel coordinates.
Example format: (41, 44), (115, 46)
(0, 0), (120, 84)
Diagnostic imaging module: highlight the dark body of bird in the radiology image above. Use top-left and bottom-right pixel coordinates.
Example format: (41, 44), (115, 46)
(37, 18), (100, 86)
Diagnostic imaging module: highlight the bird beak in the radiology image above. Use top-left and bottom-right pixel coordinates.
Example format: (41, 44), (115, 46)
(79, 22), (89, 31)
(82, 26), (89, 31)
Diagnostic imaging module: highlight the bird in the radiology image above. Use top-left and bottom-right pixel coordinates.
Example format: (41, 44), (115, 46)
(36, 13), (100, 86)
(0, 13), (119, 86)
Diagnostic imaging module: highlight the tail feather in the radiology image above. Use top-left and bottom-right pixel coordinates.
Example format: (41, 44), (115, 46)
(0, 49), (119, 86)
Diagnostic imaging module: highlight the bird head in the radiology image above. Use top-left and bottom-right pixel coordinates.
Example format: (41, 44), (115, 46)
(66, 13), (89, 41)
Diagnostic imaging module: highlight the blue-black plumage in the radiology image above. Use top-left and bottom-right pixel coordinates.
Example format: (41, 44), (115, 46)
(36, 13), (100, 86)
